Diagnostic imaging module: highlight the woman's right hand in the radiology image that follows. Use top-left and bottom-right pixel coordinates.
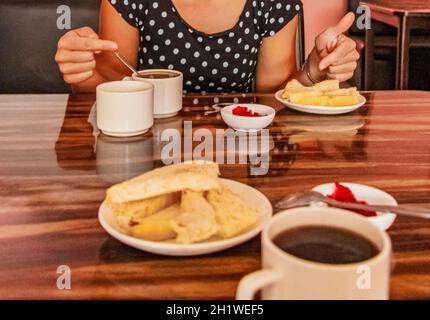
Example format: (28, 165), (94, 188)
(55, 27), (118, 84)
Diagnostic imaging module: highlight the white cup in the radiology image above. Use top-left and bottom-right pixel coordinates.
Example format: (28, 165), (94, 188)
(126, 69), (183, 119)
(96, 81), (154, 137)
(236, 207), (392, 300)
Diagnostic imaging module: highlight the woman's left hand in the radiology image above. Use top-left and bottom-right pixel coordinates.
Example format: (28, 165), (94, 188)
(310, 12), (360, 82)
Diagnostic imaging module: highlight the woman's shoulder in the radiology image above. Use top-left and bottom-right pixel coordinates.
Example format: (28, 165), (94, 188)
(251, 0), (303, 18)
(108, 0), (151, 28)
(252, 0), (303, 37)
(109, 0), (150, 13)
(259, 0), (302, 11)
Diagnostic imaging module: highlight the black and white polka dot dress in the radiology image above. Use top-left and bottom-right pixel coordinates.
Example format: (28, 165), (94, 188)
(109, 0), (302, 93)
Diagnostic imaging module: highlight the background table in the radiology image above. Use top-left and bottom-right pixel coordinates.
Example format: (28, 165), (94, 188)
(361, 0), (430, 90)
(1, 91), (430, 299)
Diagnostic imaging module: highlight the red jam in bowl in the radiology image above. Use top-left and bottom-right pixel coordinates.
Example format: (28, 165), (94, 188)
(232, 106), (264, 117)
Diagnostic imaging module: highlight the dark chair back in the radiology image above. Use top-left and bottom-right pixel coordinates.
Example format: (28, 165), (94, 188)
(297, 9), (306, 67)
(0, 0), (100, 93)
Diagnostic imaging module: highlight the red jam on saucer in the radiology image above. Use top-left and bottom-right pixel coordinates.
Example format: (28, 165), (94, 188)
(328, 183), (377, 217)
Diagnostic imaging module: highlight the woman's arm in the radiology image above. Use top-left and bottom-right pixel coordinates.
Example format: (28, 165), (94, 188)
(55, 0), (139, 93)
(96, 0), (139, 82)
(255, 16), (319, 93)
(255, 13), (359, 93)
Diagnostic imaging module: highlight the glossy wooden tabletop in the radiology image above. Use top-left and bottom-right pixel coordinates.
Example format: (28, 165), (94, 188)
(1, 90), (430, 299)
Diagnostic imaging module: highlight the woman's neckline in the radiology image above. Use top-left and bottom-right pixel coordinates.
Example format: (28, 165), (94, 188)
(169, 0), (249, 38)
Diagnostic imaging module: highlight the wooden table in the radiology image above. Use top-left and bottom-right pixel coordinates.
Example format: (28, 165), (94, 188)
(1, 91), (430, 299)
(361, 0), (430, 90)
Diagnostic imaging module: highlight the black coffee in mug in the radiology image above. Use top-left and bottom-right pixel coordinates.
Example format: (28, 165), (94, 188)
(273, 226), (379, 265)
(137, 71), (180, 79)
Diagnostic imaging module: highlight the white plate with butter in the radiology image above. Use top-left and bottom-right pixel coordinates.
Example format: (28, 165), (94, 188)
(275, 90), (366, 115)
(99, 178), (273, 256)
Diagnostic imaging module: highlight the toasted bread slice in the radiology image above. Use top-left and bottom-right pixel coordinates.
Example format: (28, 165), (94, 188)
(326, 95), (360, 106)
(282, 79), (318, 99)
(313, 80), (340, 92)
(325, 88), (359, 96)
(109, 192), (180, 233)
(289, 92), (359, 106)
(171, 190), (218, 244)
(289, 93), (330, 106)
(107, 162), (220, 204)
(285, 79), (305, 91)
(129, 204), (180, 241)
(206, 188), (258, 238)
(282, 87), (317, 100)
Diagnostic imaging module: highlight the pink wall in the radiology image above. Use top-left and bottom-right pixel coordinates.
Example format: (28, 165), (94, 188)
(301, 0), (349, 56)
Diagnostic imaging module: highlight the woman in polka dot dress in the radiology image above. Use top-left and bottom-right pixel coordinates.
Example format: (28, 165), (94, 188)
(56, 0), (360, 93)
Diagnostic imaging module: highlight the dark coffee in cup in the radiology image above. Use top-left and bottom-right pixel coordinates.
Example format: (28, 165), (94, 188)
(137, 71), (180, 79)
(273, 226), (379, 265)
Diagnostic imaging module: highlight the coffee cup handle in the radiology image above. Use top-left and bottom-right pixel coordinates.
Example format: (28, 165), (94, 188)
(236, 269), (283, 300)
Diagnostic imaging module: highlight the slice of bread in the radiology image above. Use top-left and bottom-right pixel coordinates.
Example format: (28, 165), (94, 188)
(326, 95), (360, 106)
(285, 79), (305, 91)
(282, 79), (318, 99)
(282, 87), (317, 100)
(110, 192), (180, 233)
(313, 79), (340, 92)
(171, 190), (218, 244)
(289, 93), (330, 106)
(289, 93), (359, 107)
(130, 204), (181, 241)
(325, 88), (359, 96)
(206, 188), (258, 238)
(107, 162), (220, 204)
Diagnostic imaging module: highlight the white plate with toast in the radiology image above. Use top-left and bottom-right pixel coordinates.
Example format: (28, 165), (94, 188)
(99, 178), (273, 256)
(275, 90), (366, 115)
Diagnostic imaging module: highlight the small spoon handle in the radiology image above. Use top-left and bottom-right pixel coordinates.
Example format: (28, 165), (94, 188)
(114, 52), (138, 75)
(320, 197), (430, 220)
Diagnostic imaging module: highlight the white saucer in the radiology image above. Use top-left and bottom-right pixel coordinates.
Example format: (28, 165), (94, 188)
(312, 182), (397, 231)
(275, 90), (366, 115)
(154, 111), (179, 119)
(101, 129), (150, 137)
(98, 178), (273, 256)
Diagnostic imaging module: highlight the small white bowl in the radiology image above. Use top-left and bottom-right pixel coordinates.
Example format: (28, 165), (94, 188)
(312, 183), (397, 231)
(221, 104), (275, 132)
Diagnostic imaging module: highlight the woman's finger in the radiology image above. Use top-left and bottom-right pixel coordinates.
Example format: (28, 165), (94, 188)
(74, 26), (99, 39)
(327, 71), (354, 82)
(63, 70), (94, 84)
(55, 49), (95, 63)
(315, 12), (355, 52)
(328, 61), (358, 75)
(58, 36), (117, 52)
(319, 38), (357, 70)
(74, 27), (101, 53)
(59, 60), (96, 75)
(331, 49), (360, 66)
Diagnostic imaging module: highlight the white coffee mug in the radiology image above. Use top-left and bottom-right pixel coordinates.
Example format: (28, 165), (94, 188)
(96, 80), (154, 137)
(236, 207), (392, 300)
(126, 69), (183, 119)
